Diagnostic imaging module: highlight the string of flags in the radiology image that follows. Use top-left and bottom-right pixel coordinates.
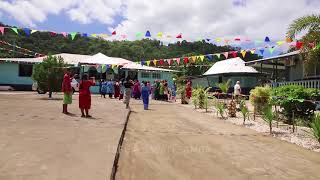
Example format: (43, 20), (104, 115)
(0, 40), (45, 57)
(136, 41), (319, 67)
(0, 25), (299, 46)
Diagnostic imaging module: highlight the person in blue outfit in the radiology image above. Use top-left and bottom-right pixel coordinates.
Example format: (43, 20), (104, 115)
(101, 80), (108, 98)
(106, 79), (115, 98)
(141, 81), (150, 110)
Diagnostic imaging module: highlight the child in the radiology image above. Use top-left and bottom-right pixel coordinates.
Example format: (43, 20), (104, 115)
(141, 81), (150, 110)
(79, 74), (95, 118)
(171, 82), (177, 102)
(100, 80), (108, 98)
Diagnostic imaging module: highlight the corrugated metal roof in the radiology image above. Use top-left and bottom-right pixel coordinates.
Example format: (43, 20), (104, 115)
(245, 50), (300, 64)
(203, 57), (258, 76)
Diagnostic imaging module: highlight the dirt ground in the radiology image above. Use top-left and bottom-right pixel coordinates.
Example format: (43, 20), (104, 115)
(116, 101), (320, 180)
(0, 92), (128, 180)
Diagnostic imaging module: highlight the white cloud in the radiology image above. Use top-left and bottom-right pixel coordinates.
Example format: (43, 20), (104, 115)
(0, 0), (319, 42)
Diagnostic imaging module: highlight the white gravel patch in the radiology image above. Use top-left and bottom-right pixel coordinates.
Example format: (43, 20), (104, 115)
(178, 101), (320, 152)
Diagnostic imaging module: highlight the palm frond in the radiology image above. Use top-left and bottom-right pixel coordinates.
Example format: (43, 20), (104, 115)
(287, 14), (320, 39)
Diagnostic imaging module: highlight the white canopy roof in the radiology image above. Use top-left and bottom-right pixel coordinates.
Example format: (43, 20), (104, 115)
(122, 63), (178, 72)
(203, 57), (258, 76)
(80, 53), (132, 65)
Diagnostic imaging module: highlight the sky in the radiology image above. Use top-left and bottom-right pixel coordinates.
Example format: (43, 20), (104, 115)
(0, 0), (319, 57)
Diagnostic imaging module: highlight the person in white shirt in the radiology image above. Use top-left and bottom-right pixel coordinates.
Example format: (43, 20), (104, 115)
(234, 81), (241, 102)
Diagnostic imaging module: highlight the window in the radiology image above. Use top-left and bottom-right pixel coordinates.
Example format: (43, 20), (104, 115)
(19, 64), (33, 77)
(152, 73), (161, 79)
(141, 72), (150, 78)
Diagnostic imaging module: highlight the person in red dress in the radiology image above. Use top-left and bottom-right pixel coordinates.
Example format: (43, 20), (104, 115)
(79, 74), (95, 118)
(185, 81), (192, 103)
(114, 81), (120, 98)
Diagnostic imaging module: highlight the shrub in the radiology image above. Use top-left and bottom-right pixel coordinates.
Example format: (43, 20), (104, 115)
(216, 79), (231, 94)
(271, 85), (320, 123)
(311, 114), (320, 143)
(262, 106), (275, 134)
(192, 88), (200, 108)
(240, 100), (250, 125)
(249, 86), (271, 113)
(215, 101), (226, 119)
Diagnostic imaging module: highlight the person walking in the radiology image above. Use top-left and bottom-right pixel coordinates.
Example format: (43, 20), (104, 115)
(62, 68), (73, 114)
(133, 80), (141, 99)
(234, 81), (241, 102)
(79, 74), (95, 118)
(141, 81), (150, 110)
(123, 78), (134, 109)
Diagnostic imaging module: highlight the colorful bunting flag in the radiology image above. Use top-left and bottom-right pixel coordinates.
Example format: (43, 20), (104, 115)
(235, 38), (241, 41)
(61, 32), (68, 37)
(232, 51), (238, 58)
(11, 28), (19, 35)
(111, 64), (116, 69)
(82, 33), (88, 37)
(23, 28), (30, 36)
(101, 64), (107, 73)
(259, 49), (265, 55)
(112, 31), (116, 35)
(0, 27), (4, 35)
(296, 41), (303, 49)
(191, 56), (197, 63)
(31, 30), (38, 34)
(70, 32), (77, 40)
(265, 36), (270, 42)
(159, 59), (164, 65)
(50, 32), (57, 36)
(176, 34), (182, 38)
(157, 32), (163, 38)
(145, 30), (151, 37)
(214, 53), (221, 59)
(141, 60), (145, 66)
(166, 59), (172, 65)
(146, 61), (151, 66)
(269, 47), (276, 54)
(215, 38), (221, 42)
(91, 34), (97, 37)
(182, 57), (189, 64)
(250, 49), (256, 54)
(224, 39), (230, 44)
(276, 41), (285, 45)
(136, 32), (142, 38)
(153, 59), (157, 66)
(175, 58), (180, 65)
(286, 37), (293, 43)
(241, 50), (247, 58)
(199, 55), (204, 62)
(223, 52), (229, 59)
(206, 54), (213, 61)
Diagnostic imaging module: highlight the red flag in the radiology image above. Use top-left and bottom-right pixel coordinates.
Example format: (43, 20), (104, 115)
(159, 59), (164, 65)
(176, 34), (182, 38)
(296, 41), (303, 49)
(183, 57), (189, 64)
(112, 31), (116, 35)
(50, 32), (57, 36)
(0, 27), (4, 35)
(234, 38), (241, 41)
(232, 51), (238, 58)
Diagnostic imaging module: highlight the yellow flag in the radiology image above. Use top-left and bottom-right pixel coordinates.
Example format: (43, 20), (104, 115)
(91, 34), (97, 37)
(216, 38), (221, 42)
(200, 56), (204, 62)
(111, 64), (116, 68)
(191, 56), (197, 63)
(276, 41), (285, 45)
(157, 32), (163, 38)
(241, 50), (247, 58)
(250, 49), (256, 54)
(153, 59), (157, 66)
(146, 61), (151, 66)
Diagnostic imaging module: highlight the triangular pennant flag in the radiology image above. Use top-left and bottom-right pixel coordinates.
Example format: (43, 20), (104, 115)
(82, 33), (88, 37)
(215, 38), (221, 42)
(296, 41), (303, 49)
(215, 53), (221, 59)
(11, 28), (19, 35)
(264, 36), (270, 42)
(153, 59), (157, 66)
(175, 58), (180, 65)
(241, 50), (247, 58)
(183, 57), (189, 64)
(286, 37), (292, 43)
(276, 41), (285, 45)
(206, 54), (213, 61)
(157, 32), (163, 38)
(166, 59), (172, 65)
(191, 56), (197, 63)
(70, 32), (77, 40)
(232, 51), (238, 58)
(23, 28), (30, 36)
(61, 32), (68, 37)
(234, 38), (241, 41)
(141, 60), (145, 66)
(159, 59), (164, 65)
(91, 34), (97, 37)
(0, 27), (4, 35)
(206, 38), (211, 42)
(50, 32), (57, 36)
(269, 47), (276, 54)
(136, 32), (142, 38)
(250, 49), (256, 54)
(31, 30), (38, 34)
(112, 31), (116, 35)
(223, 52), (229, 59)
(111, 64), (116, 69)
(199, 55), (205, 62)
(146, 61), (151, 66)
(224, 39), (230, 44)
(101, 64), (107, 73)
(259, 49), (265, 55)
(145, 30), (151, 37)
(176, 34), (182, 38)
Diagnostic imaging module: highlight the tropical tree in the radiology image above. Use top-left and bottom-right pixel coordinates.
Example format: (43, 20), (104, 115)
(262, 106), (275, 134)
(310, 113), (320, 143)
(287, 14), (320, 77)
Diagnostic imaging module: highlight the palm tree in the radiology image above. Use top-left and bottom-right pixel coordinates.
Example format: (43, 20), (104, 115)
(287, 14), (320, 39)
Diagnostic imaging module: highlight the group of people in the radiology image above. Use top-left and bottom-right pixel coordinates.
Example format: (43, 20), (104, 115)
(100, 80), (123, 99)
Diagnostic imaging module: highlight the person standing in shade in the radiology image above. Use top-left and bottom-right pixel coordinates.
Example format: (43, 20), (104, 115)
(159, 80), (165, 100)
(114, 80), (120, 98)
(79, 74), (95, 118)
(234, 81), (241, 102)
(106, 79), (114, 98)
(141, 81), (150, 110)
(133, 80), (141, 99)
(62, 68), (73, 114)
(185, 81), (192, 103)
(123, 78), (134, 109)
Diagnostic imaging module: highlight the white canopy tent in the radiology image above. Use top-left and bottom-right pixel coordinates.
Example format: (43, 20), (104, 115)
(203, 57), (258, 75)
(80, 53), (132, 65)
